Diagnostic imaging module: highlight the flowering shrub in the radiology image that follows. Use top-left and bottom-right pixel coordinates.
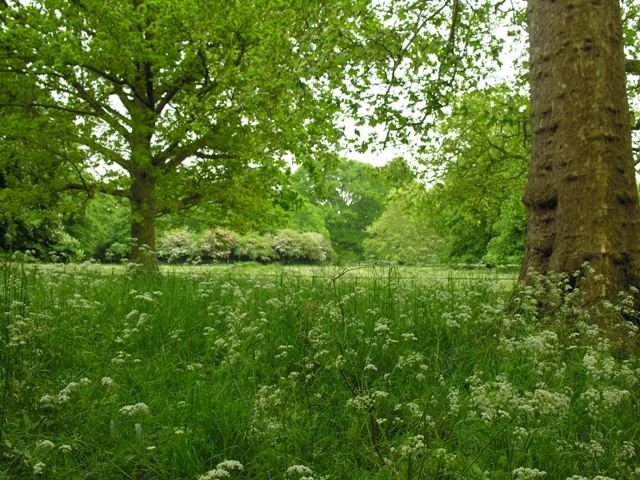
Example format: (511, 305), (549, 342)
(157, 228), (197, 263)
(156, 228), (333, 264)
(233, 233), (278, 263)
(198, 228), (237, 262)
(272, 229), (334, 264)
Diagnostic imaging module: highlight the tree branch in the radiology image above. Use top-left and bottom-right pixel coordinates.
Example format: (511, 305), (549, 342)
(68, 80), (132, 139)
(159, 140), (206, 172)
(0, 101), (97, 117)
(69, 134), (129, 169)
(156, 126), (221, 171)
(63, 182), (129, 197)
(157, 191), (203, 216)
(194, 152), (237, 161)
(78, 63), (133, 89)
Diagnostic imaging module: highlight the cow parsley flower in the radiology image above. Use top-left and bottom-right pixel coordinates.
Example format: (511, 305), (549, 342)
(286, 464), (314, 477)
(101, 377), (114, 386)
(119, 402), (149, 416)
(512, 467), (546, 479)
(36, 440), (55, 451)
(33, 462), (46, 475)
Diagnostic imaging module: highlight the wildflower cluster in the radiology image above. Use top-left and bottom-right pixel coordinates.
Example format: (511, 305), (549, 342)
(2, 264), (639, 479)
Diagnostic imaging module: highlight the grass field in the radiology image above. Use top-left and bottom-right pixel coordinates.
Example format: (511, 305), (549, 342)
(1, 263), (639, 479)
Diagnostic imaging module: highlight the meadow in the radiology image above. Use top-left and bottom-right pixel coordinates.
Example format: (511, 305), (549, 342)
(1, 262), (639, 479)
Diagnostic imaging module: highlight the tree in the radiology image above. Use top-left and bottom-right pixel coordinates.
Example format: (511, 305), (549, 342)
(421, 87), (530, 264)
(522, 0), (640, 303)
(1, 0), (506, 270)
(0, 0), (373, 271)
(364, 185), (445, 264)
(0, 56), (85, 257)
(292, 159), (392, 262)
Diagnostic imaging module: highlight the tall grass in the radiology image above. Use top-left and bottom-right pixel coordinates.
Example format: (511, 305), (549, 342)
(0, 263), (638, 479)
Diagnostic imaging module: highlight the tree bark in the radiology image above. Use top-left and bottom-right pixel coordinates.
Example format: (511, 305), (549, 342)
(130, 167), (158, 272)
(521, 0), (640, 305)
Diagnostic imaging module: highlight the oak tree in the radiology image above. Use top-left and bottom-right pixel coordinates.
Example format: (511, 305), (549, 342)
(0, 0), (368, 270)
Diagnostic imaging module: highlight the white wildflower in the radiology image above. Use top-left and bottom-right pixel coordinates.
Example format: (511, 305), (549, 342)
(512, 467), (547, 479)
(448, 387), (460, 415)
(119, 402), (150, 416)
(400, 435), (425, 456)
(198, 468), (230, 479)
(198, 460), (243, 480)
(101, 377), (114, 387)
(216, 460), (243, 471)
(35, 440), (55, 451)
(286, 464), (313, 477)
(620, 440), (636, 459)
(33, 462), (46, 475)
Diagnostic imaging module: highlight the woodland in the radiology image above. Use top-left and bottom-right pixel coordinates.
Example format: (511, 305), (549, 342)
(0, 0), (638, 290)
(2, 1), (640, 479)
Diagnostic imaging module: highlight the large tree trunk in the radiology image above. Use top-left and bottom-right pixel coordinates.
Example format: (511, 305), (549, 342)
(130, 167), (158, 273)
(522, 0), (640, 304)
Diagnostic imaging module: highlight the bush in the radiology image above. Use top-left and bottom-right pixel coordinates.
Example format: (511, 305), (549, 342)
(233, 233), (278, 263)
(272, 230), (333, 264)
(272, 229), (305, 263)
(157, 229), (198, 263)
(198, 228), (237, 263)
(299, 231), (334, 263)
(155, 228), (333, 265)
(103, 240), (131, 263)
(46, 228), (85, 262)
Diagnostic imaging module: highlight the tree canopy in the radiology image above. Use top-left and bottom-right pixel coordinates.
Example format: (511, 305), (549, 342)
(0, 0), (366, 269)
(0, 0), (504, 269)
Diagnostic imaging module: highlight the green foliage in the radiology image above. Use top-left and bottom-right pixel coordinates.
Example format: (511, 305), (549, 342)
(364, 186), (446, 264)
(292, 159), (393, 262)
(485, 194), (527, 266)
(285, 200), (331, 238)
(66, 194), (131, 262)
(421, 86), (530, 264)
(233, 233), (279, 264)
(2, 265), (638, 479)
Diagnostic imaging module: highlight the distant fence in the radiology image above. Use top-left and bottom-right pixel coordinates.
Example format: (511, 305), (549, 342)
(3, 261), (521, 285)
(159, 263), (520, 284)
